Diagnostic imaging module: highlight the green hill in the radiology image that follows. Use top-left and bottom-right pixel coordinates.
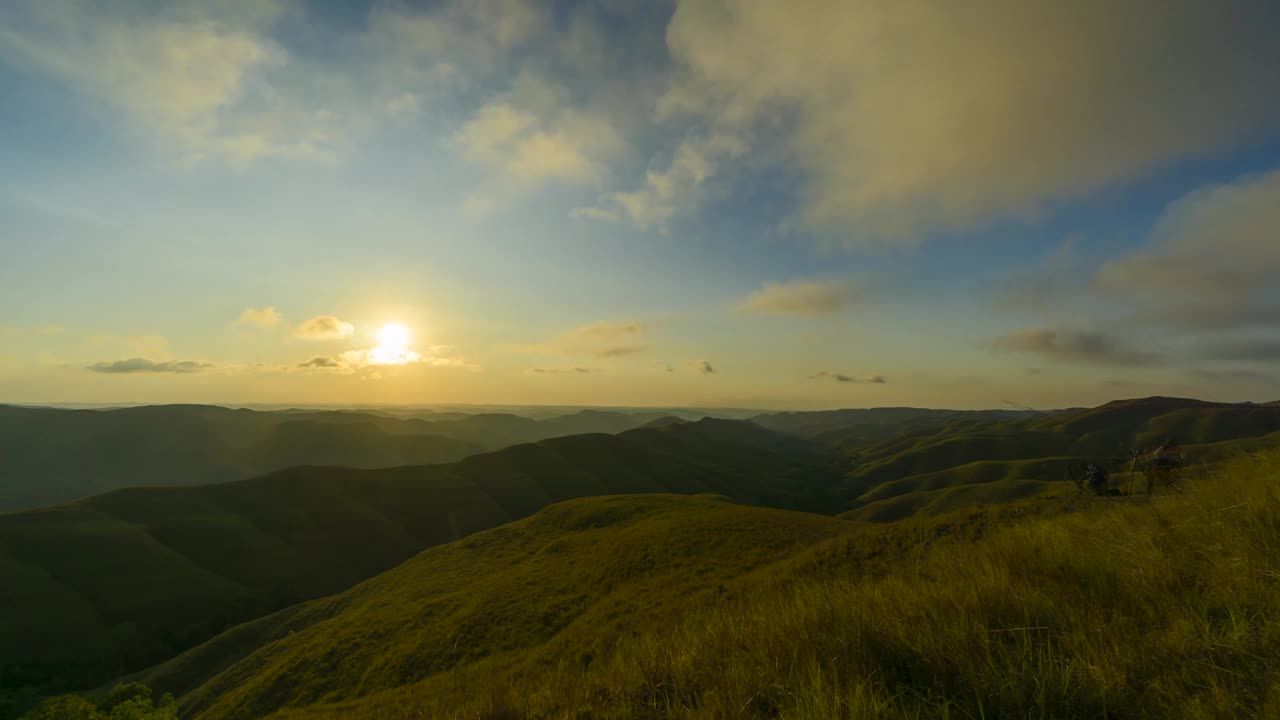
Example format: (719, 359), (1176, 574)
(141, 494), (852, 720)
(833, 398), (1280, 511)
(138, 449), (1280, 720)
(0, 405), (678, 512)
(10, 397), (1280, 718)
(0, 419), (840, 707)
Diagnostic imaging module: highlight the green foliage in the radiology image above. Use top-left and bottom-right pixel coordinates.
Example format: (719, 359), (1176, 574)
(17, 696), (97, 720)
(17, 685), (173, 720)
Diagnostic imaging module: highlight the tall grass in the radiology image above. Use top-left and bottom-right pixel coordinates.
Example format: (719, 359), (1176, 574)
(417, 453), (1280, 720)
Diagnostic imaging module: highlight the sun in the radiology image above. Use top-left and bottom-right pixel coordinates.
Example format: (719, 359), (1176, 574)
(368, 323), (419, 365)
(376, 323), (411, 351)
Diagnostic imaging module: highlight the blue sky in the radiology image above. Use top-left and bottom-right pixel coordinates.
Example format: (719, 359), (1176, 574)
(2, 0), (1279, 409)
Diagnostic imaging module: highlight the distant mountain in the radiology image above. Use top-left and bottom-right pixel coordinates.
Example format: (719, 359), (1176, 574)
(0, 419), (840, 703)
(751, 406), (1035, 439)
(0, 405), (675, 511)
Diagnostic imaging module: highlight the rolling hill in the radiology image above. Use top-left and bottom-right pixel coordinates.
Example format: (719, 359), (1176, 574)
(142, 494), (854, 720)
(9, 396), (1280, 718)
(0, 405), (677, 512)
(828, 397), (1280, 519)
(0, 419), (841, 707)
(135, 449), (1280, 720)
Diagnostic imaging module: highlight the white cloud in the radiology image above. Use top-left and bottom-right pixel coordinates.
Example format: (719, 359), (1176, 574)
(623, 0), (1280, 239)
(453, 99), (623, 190)
(293, 316), (355, 340)
(1097, 168), (1280, 304)
(237, 306), (283, 329)
(579, 130), (743, 231)
(739, 278), (860, 317)
(0, 2), (329, 163)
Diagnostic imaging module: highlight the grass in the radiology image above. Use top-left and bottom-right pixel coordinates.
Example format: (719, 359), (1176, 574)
(12, 398), (1280, 717)
(0, 419), (841, 712)
(461, 451), (1280, 719)
(199, 449), (1280, 720)
(143, 495), (856, 720)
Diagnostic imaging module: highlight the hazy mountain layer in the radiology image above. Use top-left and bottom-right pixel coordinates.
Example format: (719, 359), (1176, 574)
(0, 405), (678, 512)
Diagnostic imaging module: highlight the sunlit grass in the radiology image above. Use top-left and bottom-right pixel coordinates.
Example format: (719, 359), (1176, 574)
(367, 452), (1280, 720)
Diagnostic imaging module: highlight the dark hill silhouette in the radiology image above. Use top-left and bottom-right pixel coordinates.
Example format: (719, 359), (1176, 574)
(0, 419), (839, 702)
(0, 405), (672, 512)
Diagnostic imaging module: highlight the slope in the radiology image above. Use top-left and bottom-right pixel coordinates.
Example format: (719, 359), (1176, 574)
(142, 495), (852, 720)
(167, 449), (1280, 720)
(0, 419), (841, 706)
(831, 398), (1280, 518)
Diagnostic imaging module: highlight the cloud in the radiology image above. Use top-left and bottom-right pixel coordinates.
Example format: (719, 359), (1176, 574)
(633, 0), (1280, 239)
(693, 360), (715, 374)
(237, 306), (283, 329)
(1137, 305), (1280, 333)
(453, 95), (623, 192)
(293, 316), (355, 340)
(574, 321), (648, 337)
(88, 358), (213, 374)
(0, 2), (332, 163)
(1096, 168), (1280, 333)
(1205, 339), (1280, 363)
(578, 131), (744, 231)
(331, 344), (478, 371)
(810, 371), (886, 384)
(298, 356), (341, 368)
(528, 366), (595, 374)
(593, 345), (648, 358)
(511, 320), (652, 356)
(993, 328), (1162, 366)
(739, 279), (859, 316)
(370, 0), (550, 62)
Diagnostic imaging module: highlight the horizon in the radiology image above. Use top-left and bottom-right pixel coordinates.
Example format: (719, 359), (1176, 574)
(4, 1), (1279, 409)
(6, 393), (1276, 416)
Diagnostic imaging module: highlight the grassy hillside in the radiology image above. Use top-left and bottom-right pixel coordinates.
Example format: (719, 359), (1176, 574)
(833, 398), (1280, 513)
(0, 419), (840, 709)
(157, 449), (1280, 720)
(142, 495), (852, 720)
(0, 405), (677, 512)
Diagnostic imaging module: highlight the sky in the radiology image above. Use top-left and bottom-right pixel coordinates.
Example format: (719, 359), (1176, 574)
(2, 0), (1279, 410)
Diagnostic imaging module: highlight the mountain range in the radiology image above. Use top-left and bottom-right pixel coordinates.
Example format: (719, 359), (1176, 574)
(5, 396), (1280, 719)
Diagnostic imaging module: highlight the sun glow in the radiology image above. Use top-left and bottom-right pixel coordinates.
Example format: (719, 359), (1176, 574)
(369, 323), (420, 365)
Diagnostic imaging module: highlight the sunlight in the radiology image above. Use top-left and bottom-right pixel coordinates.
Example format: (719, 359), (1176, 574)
(369, 323), (420, 365)
(376, 323), (411, 351)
